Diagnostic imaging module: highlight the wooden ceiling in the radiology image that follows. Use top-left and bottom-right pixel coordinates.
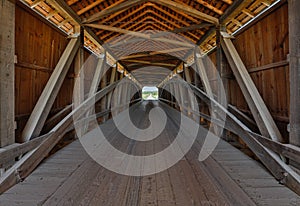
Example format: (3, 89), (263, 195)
(20, 0), (278, 86)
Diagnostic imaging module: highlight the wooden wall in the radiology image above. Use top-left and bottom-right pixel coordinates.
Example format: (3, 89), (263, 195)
(212, 3), (290, 139)
(14, 5), (99, 141)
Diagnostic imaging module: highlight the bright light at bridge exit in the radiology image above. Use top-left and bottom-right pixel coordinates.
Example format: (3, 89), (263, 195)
(142, 86), (158, 100)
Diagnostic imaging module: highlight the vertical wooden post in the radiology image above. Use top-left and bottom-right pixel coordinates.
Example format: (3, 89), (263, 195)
(184, 68), (197, 120)
(0, 0), (15, 147)
(106, 66), (117, 110)
(88, 55), (105, 97)
(216, 24), (228, 138)
(216, 24), (228, 104)
(124, 81), (130, 109)
(100, 71), (107, 120)
(289, 0), (300, 146)
(171, 82), (178, 109)
(111, 79), (118, 116)
(73, 31), (84, 137)
(114, 73), (124, 114)
(73, 28), (85, 107)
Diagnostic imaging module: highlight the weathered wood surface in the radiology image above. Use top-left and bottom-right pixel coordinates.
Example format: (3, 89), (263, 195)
(221, 36), (284, 143)
(0, 0), (15, 147)
(21, 37), (80, 142)
(0, 82), (118, 194)
(191, 84), (300, 195)
(289, 0), (300, 146)
(0, 102), (299, 205)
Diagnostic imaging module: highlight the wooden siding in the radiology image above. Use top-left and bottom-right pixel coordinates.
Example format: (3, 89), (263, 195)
(14, 5), (98, 141)
(210, 4), (289, 139)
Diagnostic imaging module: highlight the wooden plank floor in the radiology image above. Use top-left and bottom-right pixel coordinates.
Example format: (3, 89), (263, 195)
(0, 101), (299, 206)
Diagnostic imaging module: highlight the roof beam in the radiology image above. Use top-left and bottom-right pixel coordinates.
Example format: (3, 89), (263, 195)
(98, 8), (150, 38)
(194, 0), (223, 15)
(104, 21), (156, 43)
(122, 59), (177, 67)
(120, 47), (191, 60)
(221, 0), (233, 4)
(96, 5), (201, 40)
(67, 0), (79, 6)
(149, 3), (199, 25)
(151, 23), (212, 38)
(148, 0), (219, 25)
(77, 0), (106, 16)
(86, 24), (195, 48)
(30, 0), (44, 8)
(100, 13), (154, 41)
(96, 3), (148, 36)
(196, 0), (253, 47)
(100, 14), (197, 44)
(145, 10), (202, 39)
(83, 0), (147, 23)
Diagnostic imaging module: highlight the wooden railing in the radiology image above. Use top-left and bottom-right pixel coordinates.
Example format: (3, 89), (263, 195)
(160, 83), (300, 195)
(0, 82), (121, 193)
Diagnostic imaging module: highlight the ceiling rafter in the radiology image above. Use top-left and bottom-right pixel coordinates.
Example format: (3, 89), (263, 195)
(95, 1), (152, 27)
(120, 31), (189, 58)
(67, 0), (79, 6)
(143, 15), (200, 41)
(96, 3), (149, 36)
(85, 23), (195, 48)
(183, 0), (223, 15)
(149, 3), (200, 25)
(99, 12), (198, 43)
(77, 0), (107, 16)
(105, 21), (158, 43)
(120, 47), (190, 60)
(106, 20), (189, 47)
(99, 10), (155, 40)
(147, 4), (206, 37)
(146, 10), (203, 37)
(148, 0), (219, 25)
(30, 0), (44, 8)
(151, 23), (212, 38)
(107, 23), (172, 53)
(221, 0), (233, 4)
(122, 59), (177, 67)
(83, 0), (148, 23)
(109, 18), (198, 44)
(92, 2), (206, 40)
(102, 16), (180, 41)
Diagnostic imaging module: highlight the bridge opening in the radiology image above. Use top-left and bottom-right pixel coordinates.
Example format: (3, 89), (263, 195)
(142, 86), (158, 100)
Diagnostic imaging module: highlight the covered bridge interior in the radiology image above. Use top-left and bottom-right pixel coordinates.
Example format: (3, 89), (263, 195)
(0, 0), (300, 205)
